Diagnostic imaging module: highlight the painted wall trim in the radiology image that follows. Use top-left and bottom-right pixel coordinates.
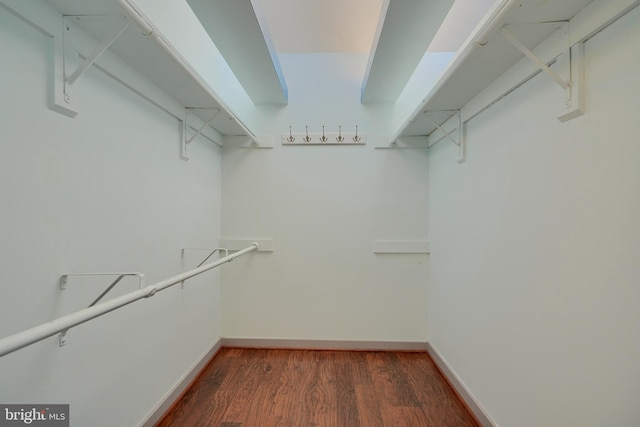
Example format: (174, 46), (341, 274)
(219, 239), (274, 252)
(221, 338), (429, 351)
(373, 240), (430, 254)
(139, 339), (223, 427)
(426, 343), (497, 427)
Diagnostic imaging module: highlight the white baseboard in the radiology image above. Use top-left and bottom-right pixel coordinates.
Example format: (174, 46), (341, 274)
(221, 337), (429, 352)
(426, 342), (497, 427)
(139, 339), (223, 427)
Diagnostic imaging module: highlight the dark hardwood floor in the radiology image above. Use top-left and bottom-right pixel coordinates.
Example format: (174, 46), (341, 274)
(157, 348), (480, 427)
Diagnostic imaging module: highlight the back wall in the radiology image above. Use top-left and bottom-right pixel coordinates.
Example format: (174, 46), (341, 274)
(221, 53), (430, 343)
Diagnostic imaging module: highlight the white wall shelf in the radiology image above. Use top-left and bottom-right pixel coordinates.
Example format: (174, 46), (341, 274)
(393, 0), (640, 160)
(2, 0), (260, 150)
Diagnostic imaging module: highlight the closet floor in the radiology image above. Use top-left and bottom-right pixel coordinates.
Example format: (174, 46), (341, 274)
(157, 347), (480, 427)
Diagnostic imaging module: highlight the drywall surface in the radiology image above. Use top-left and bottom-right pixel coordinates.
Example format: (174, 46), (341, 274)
(221, 53), (429, 342)
(0, 9), (222, 427)
(428, 7), (640, 427)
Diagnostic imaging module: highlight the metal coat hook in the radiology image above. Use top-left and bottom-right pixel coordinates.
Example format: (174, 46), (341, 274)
(352, 125), (362, 142)
(286, 126), (295, 142)
(319, 126), (328, 142)
(336, 125), (344, 143)
(303, 126), (312, 143)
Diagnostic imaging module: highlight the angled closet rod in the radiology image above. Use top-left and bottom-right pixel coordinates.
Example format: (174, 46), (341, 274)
(116, 0), (259, 145)
(0, 243), (259, 359)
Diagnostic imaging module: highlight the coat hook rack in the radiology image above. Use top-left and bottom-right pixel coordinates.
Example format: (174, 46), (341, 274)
(286, 126), (295, 142)
(319, 126), (328, 142)
(282, 126), (366, 145)
(353, 125), (362, 142)
(303, 126), (312, 143)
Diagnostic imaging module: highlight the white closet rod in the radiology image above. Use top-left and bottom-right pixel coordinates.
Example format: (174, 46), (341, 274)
(0, 243), (259, 359)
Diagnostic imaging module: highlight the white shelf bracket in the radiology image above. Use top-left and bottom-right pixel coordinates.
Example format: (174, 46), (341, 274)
(558, 41), (585, 122)
(425, 110), (465, 163)
(62, 16), (130, 102)
(182, 108), (221, 160)
(499, 23), (585, 122)
(499, 26), (570, 91)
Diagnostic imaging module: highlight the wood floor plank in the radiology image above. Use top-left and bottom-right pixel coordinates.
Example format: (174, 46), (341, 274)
(217, 349), (271, 425)
(350, 351), (373, 386)
(354, 384), (384, 427)
(381, 406), (430, 427)
(157, 348), (232, 427)
(398, 352), (480, 427)
(202, 349), (259, 426)
(157, 348), (480, 427)
(241, 350), (288, 426)
(270, 350), (314, 426)
(296, 351), (337, 427)
(366, 352), (421, 408)
(334, 360), (360, 426)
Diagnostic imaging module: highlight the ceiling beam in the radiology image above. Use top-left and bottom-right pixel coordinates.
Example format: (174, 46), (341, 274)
(361, 0), (455, 104)
(187, 0), (288, 105)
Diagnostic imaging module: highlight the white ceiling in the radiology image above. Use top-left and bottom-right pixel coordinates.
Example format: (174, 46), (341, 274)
(255, 0), (497, 54)
(184, 0), (498, 103)
(254, 0), (385, 53)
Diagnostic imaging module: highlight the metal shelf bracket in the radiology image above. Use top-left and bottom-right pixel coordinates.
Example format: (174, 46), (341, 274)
(499, 23), (585, 122)
(51, 15), (130, 118)
(499, 26), (569, 90)
(182, 108), (221, 160)
(58, 272), (145, 346)
(425, 110), (465, 164)
(63, 16), (130, 101)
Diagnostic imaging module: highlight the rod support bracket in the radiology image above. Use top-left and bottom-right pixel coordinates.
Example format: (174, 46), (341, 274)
(58, 330), (67, 347)
(57, 272), (144, 345)
(180, 248), (229, 288)
(59, 275), (69, 290)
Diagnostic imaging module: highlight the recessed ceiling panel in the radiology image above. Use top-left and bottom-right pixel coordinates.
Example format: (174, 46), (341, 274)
(255, 0), (385, 53)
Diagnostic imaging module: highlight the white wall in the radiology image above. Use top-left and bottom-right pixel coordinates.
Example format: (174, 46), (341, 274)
(221, 53), (430, 342)
(428, 7), (640, 427)
(0, 8), (222, 427)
